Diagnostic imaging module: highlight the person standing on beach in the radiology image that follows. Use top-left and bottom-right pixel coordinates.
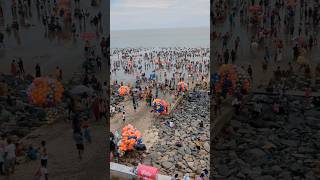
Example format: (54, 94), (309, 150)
(122, 112), (126, 123)
(0, 32), (4, 47)
(100, 37), (106, 54)
(99, 99), (107, 120)
(11, 60), (17, 76)
(231, 49), (236, 64)
(224, 49), (229, 64)
(132, 91), (136, 112)
(39, 141), (48, 168)
(92, 96), (100, 121)
(247, 65), (253, 81)
(35, 63), (41, 77)
(96, 56), (102, 71)
(73, 132), (84, 160)
(18, 58), (24, 74)
(67, 97), (75, 120)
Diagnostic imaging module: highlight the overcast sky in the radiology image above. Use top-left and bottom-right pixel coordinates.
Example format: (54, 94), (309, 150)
(111, 0), (209, 31)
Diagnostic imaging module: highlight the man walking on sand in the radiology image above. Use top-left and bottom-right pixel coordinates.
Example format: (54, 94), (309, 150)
(39, 141), (48, 168)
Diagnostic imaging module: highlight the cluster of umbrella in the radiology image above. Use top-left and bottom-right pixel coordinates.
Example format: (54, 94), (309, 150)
(27, 77), (64, 107)
(152, 99), (169, 114)
(118, 86), (130, 96)
(117, 124), (142, 156)
(211, 64), (250, 98)
(178, 81), (188, 92)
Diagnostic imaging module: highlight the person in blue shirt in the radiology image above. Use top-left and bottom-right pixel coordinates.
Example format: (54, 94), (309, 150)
(26, 145), (38, 160)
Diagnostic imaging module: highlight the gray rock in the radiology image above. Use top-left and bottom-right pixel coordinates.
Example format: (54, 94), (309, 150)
(271, 165), (282, 173)
(243, 167), (262, 179)
(216, 164), (231, 176)
(185, 147), (191, 154)
(0, 109), (12, 122)
(204, 142), (210, 152)
(256, 175), (276, 180)
(298, 147), (315, 154)
(278, 171), (292, 179)
(162, 161), (173, 169)
(289, 163), (303, 173)
(305, 171), (317, 180)
(245, 148), (266, 163)
(280, 139), (298, 147)
(230, 120), (242, 129)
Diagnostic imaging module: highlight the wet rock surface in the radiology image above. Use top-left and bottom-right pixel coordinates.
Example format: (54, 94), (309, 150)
(213, 95), (320, 179)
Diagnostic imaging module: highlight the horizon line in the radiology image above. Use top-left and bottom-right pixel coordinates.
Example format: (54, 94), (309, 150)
(111, 26), (209, 32)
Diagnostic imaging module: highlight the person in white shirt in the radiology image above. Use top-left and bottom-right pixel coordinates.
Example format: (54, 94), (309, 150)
(4, 139), (16, 175)
(253, 101), (263, 118)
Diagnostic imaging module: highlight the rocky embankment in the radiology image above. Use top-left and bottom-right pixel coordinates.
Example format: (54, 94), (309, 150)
(143, 92), (210, 178)
(213, 95), (320, 179)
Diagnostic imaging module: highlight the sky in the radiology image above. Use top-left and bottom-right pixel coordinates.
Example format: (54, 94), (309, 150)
(111, 0), (210, 31)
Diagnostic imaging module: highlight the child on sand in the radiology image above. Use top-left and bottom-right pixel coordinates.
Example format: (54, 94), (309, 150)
(122, 112), (125, 122)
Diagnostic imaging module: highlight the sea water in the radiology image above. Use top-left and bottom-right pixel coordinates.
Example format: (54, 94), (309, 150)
(111, 27), (210, 48)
